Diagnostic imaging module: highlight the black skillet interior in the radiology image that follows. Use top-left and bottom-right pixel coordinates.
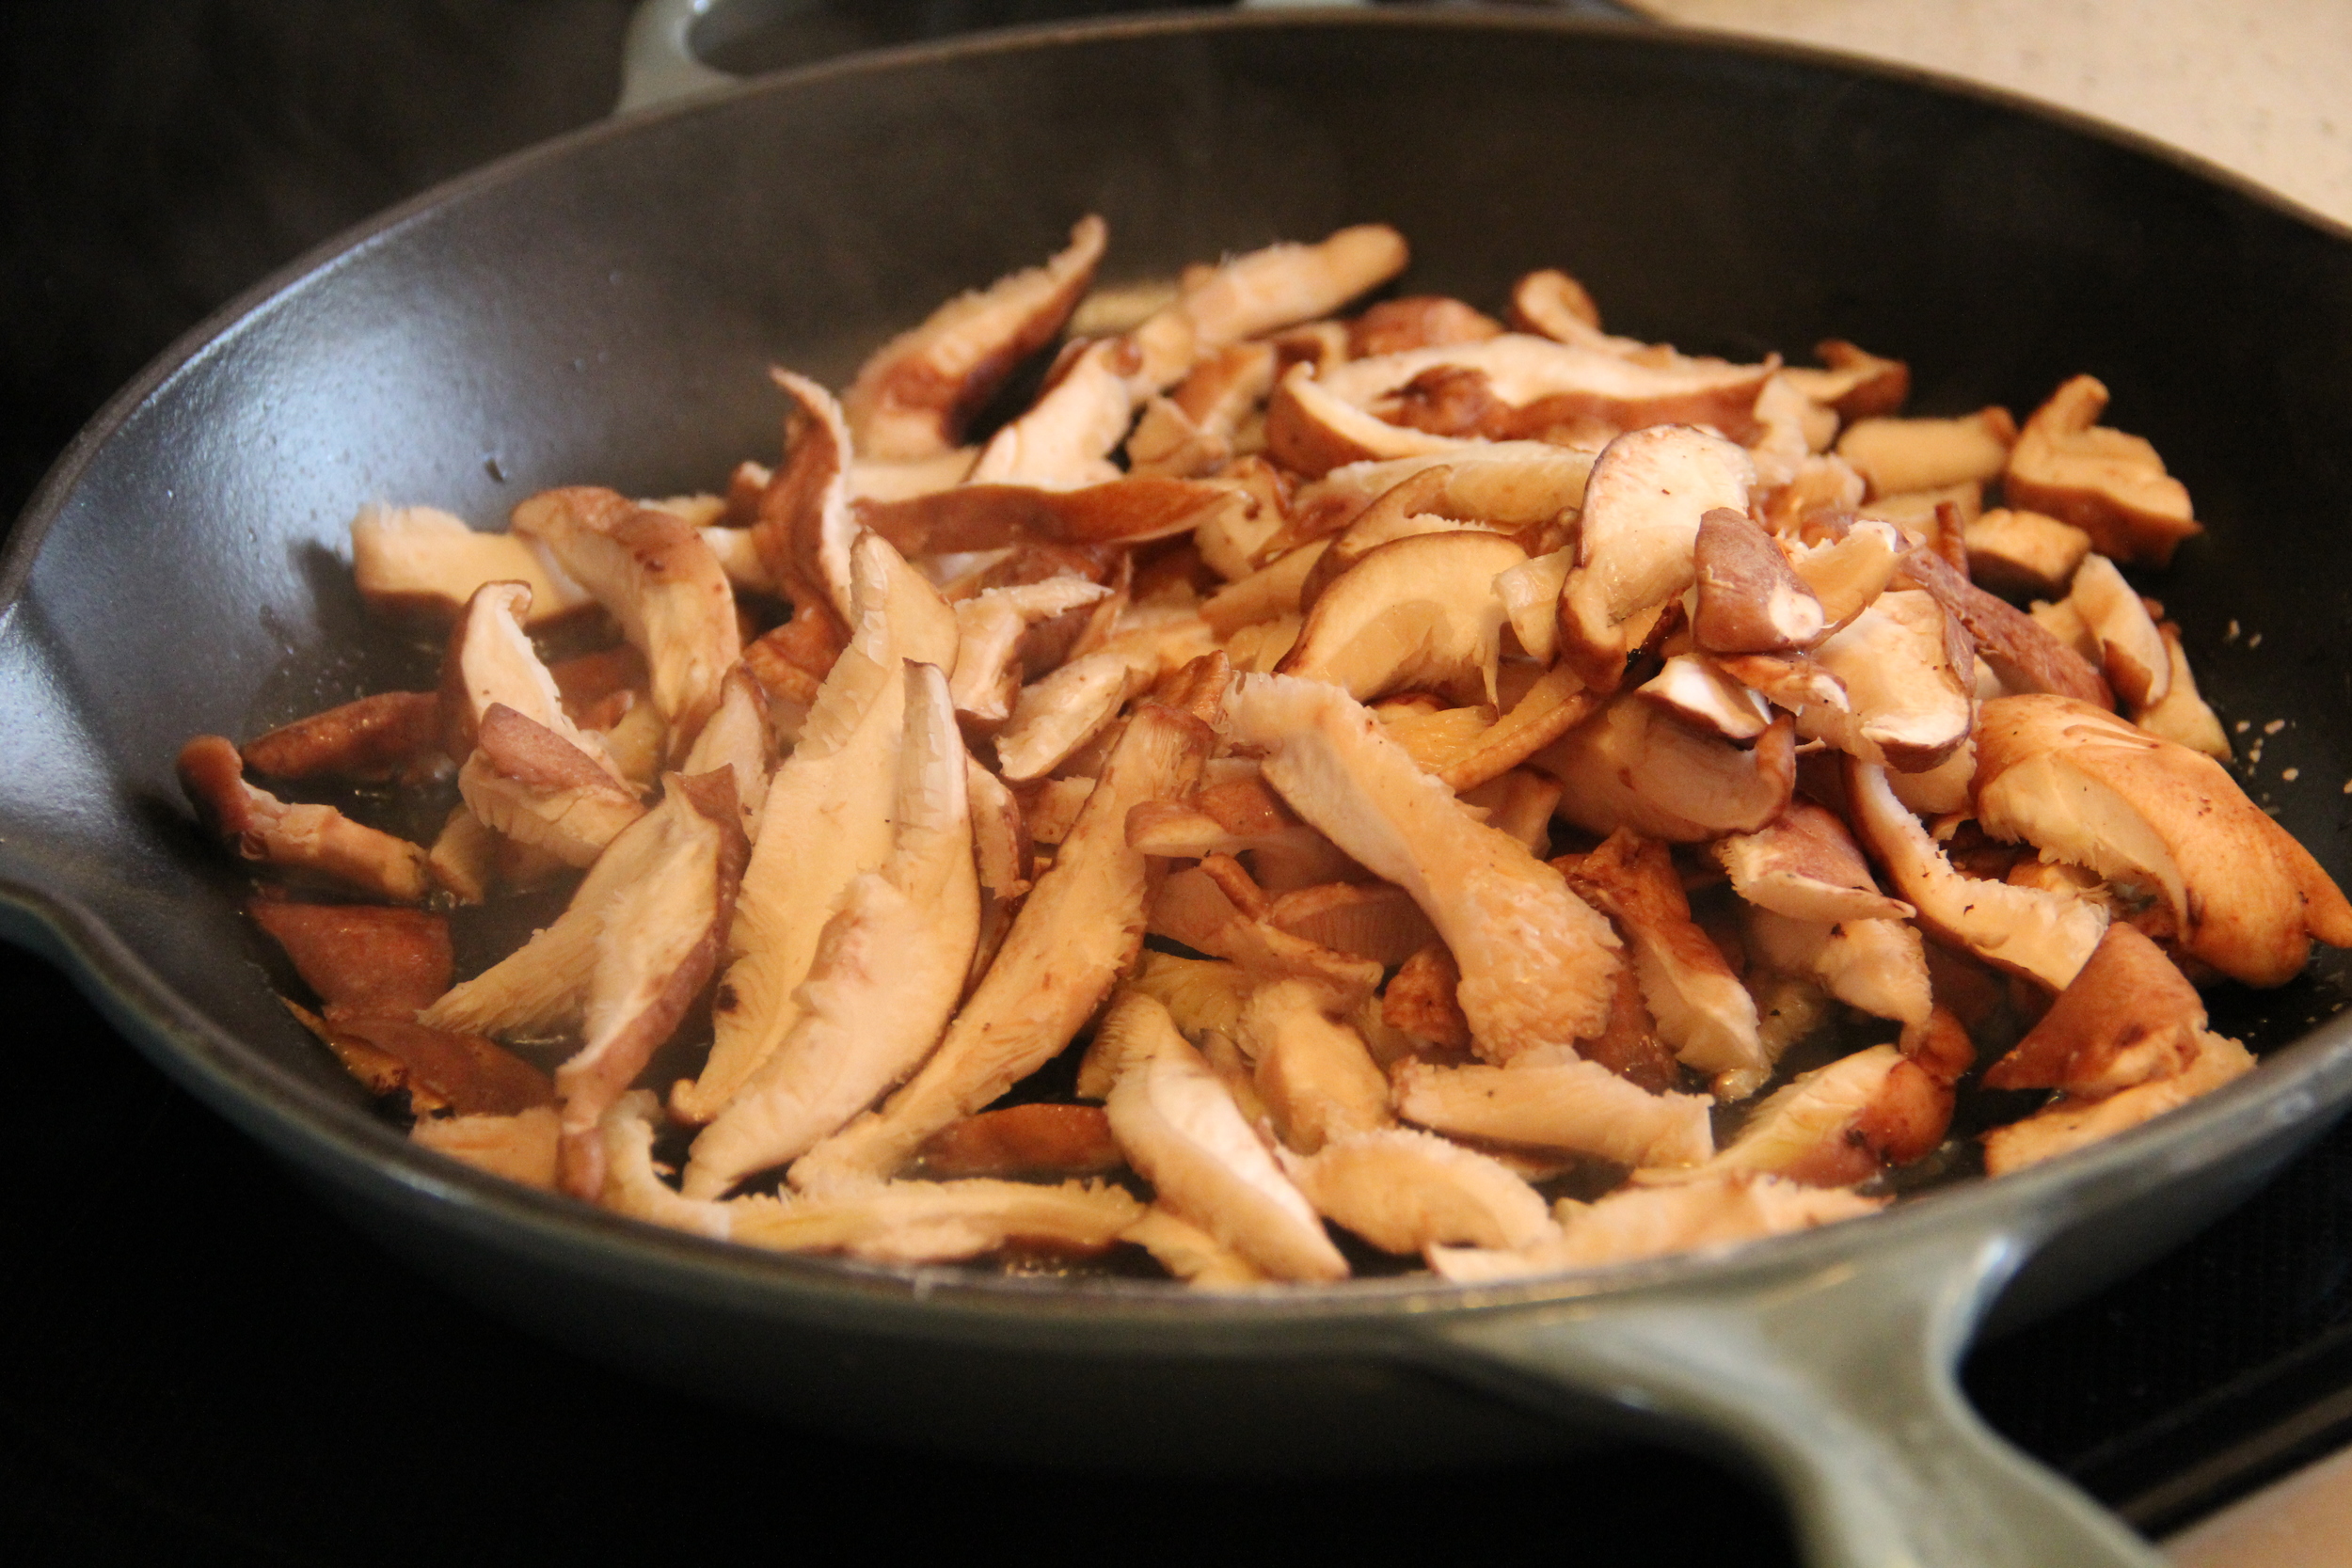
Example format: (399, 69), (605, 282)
(4, 4), (2352, 1472)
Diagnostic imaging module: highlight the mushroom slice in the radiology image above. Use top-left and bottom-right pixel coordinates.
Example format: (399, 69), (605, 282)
(1746, 373), (1836, 492)
(289, 1004), (554, 1119)
(1294, 467), (1520, 609)
(842, 214), (1107, 461)
(349, 503), (593, 625)
(1410, 664), (1598, 795)
(249, 901), (452, 1022)
(1972, 695), (2352, 986)
(1713, 799), (1912, 925)
(1349, 295), (1506, 358)
(555, 769), (749, 1197)
(1238, 977), (1394, 1155)
(456, 705), (646, 868)
(1742, 908), (1934, 1028)
(914, 1103), (1122, 1180)
(1638, 654), (1771, 741)
(1648, 1044), (1915, 1188)
(1284, 1127), (1556, 1255)
(1982, 1028), (2255, 1177)
(679, 663), (775, 841)
(1316, 336), (1776, 451)
(1262, 363), (1481, 477)
(1536, 699), (1796, 844)
(1148, 857), (1385, 1005)
(1456, 768), (1565, 854)
(964, 757), (1031, 991)
(754, 369), (863, 624)
(421, 778), (693, 1039)
(946, 576), (1116, 723)
(970, 336), (1147, 490)
(1577, 950), (1685, 1092)
(1781, 340), (1911, 421)
(857, 474), (1249, 559)
(1285, 443), (1594, 552)
(1984, 923), (2205, 1099)
(2132, 620), (2230, 761)
(1094, 992), (1349, 1282)
(1691, 509), (1826, 656)
(1785, 518), (1900, 635)
(1226, 674), (1622, 1058)
(1201, 540), (1330, 637)
(723, 1178), (1146, 1264)
(510, 486), (741, 754)
(1894, 543), (2112, 706)
(698, 525), (773, 596)
(2066, 553), (2169, 709)
(672, 535), (956, 1123)
(741, 608), (844, 726)
(1382, 942), (1474, 1054)
(411, 1106), (562, 1190)
(2004, 374), (2200, 567)
(1125, 777), (1333, 867)
(1120, 1207), (1271, 1290)
(1432, 1173), (1882, 1281)
(178, 736), (433, 903)
(1277, 530), (1528, 705)
(1266, 881), (1441, 968)
(1497, 547), (1573, 664)
(1561, 831), (1770, 1099)
(791, 699), (1216, 1189)
(1559, 425), (1756, 691)
(1798, 590), (1975, 772)
(438, 581), (622, 776)
(994, 650), (1152, 783)
(1116, 953), (1254, 1068)
(243, 691), (444, 784)
(1125, 342), (1279, 479)
(1391, 1057), (1714, 1170)
(681, 664), (978, 1198)
(1834, 407), (2016, 498)
(1507, 267), (1646, 356)
(850, 449), (980, 503)
(1171, 223), (1409, 354)
(1963, 508), (2093, 599)
(1845, 756), (2106, 991)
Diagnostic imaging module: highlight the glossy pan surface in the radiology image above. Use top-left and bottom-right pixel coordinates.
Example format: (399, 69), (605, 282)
(5, 12), (2351, 1565)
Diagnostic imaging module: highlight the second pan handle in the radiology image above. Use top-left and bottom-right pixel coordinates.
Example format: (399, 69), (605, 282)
(1419, 1222), (2163, 1568)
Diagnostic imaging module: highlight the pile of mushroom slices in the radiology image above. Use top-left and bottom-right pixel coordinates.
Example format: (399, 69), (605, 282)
(177, 217), (2352, 1288)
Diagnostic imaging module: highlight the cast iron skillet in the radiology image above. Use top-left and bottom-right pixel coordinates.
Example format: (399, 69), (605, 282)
(6, 11), (2351, 1565)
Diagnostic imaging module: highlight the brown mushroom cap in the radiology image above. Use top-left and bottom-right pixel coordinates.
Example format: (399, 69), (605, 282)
(1692, 508), (1826, 655)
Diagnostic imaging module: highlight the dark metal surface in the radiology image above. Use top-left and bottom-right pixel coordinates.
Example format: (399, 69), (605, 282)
(7, 6), (2352, 1561)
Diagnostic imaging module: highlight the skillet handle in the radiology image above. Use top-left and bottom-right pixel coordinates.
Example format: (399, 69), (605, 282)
(613, 0), (1413, 114)
(1421, 1225), (2164, 1568)
(617, 0), (737, 113)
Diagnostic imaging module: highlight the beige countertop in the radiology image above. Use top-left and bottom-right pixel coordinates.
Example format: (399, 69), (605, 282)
(1635, 0), (2351, 229)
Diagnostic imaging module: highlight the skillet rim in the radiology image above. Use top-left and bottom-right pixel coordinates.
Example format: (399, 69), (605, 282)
(6, 4), (2352, 1342)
